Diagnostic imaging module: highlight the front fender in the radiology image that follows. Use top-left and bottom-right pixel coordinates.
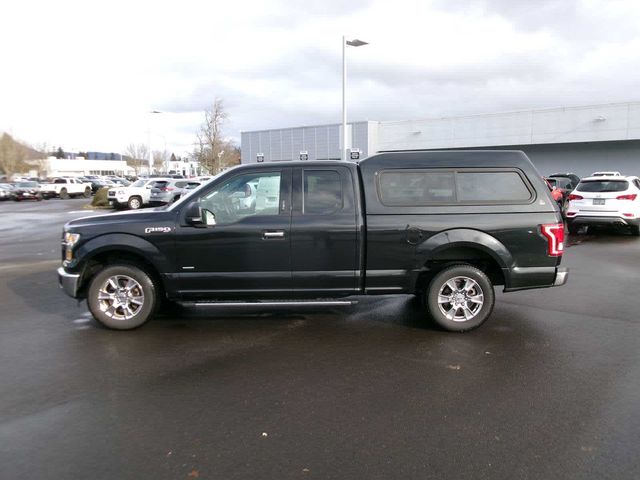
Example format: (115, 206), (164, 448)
(415, 228), (513, 270)
(68, 233), (172, 274)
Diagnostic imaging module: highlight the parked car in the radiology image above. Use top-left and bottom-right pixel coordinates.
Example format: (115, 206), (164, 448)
(88, 179), (116, 194)
(107, 178), (171, 209)
(149, 179), (192, 206)
(548, 173), (579, 204)
(39, 177), (92, 199)
(0, 183), (14, 200)
(566, 175), (640, 235)
(544, 177), (564, 208)
(182, 181), (202, 192)
(58, 151), (567, 331)
(549, 172), (580, 186)
(11, 181), (44, 201)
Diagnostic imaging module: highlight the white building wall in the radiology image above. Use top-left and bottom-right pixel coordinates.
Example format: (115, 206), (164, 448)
(375, 101), (640, 151)
(45, 158), (132, 177)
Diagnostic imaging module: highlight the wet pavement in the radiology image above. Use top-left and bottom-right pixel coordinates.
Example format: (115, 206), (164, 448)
(1, 199), (639, 479)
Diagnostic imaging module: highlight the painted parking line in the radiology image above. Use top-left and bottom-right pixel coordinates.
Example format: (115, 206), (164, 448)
(68, 210), (94, 214)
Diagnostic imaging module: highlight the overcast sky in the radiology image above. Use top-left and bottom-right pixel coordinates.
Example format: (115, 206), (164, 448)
(2, 0), (640, 156)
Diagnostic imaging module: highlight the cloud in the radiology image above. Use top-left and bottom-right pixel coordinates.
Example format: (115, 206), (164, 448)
(2, 0), (640, 154)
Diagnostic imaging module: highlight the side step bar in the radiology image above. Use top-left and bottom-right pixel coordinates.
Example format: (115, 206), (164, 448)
(185, 300), (357, 307)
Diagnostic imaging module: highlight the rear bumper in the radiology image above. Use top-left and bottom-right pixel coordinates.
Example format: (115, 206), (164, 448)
(553, 267), (569, 287)
(504, 266), (569, 291)
(57, 267), (80, 298)
(567, 215), (640, 227)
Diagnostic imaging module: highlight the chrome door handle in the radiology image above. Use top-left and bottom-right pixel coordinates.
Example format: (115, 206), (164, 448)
(263, 231), (285, 239)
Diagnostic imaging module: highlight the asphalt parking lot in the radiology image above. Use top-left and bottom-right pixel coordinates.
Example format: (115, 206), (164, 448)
(1, 199), (639, 479)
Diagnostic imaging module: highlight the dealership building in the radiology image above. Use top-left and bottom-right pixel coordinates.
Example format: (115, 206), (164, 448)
(241, 101), (640, 177)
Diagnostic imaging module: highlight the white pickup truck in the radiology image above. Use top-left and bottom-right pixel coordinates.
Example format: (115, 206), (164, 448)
(40, 177), (92, 199)
(107, 178), (170, 209)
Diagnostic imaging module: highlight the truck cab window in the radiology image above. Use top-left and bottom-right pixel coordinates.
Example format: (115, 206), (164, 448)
(303, 170), (342, 214)
(196, 172), (281, 225)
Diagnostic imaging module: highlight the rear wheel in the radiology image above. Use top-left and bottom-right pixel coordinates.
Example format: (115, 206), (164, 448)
(59, 188), (69, 200)
(87, 264), (157, 330)
(425, 265), (495, 332)
(566, 221), (580, 235)
(83, 187), (91, 198)
(127, 196), (142, 209)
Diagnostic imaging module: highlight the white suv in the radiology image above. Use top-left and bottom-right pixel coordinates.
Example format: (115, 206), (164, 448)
(566, 175), (640, 235)
(108, 178), (171, 209)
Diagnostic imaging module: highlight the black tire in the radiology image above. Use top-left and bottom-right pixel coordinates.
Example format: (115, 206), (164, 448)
(87, 264), (158, 330)
(630, 224), (640, 236)
(83, 187), (91, 198)
(425, 265), (495, 332)
(127, 196), (142, 210)
(566, 221), (580, 235)
(60, 188), (69, 200)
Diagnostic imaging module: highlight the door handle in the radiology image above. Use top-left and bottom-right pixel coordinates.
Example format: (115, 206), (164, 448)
(263, 230), (285, 239)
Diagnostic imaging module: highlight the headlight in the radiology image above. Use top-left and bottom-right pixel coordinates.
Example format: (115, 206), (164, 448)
(64, 232), (80, 247)
(117, 190), (125, 195)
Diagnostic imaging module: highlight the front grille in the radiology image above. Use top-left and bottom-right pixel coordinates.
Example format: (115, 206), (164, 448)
(108, 191), (115, 196)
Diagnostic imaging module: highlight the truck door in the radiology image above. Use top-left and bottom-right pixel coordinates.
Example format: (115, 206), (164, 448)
(290, 166), (359, 295)
(175, 168), (292, 299)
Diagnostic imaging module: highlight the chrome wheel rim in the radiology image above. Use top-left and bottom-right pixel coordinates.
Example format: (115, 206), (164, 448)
(129, 198), (140, 209)
(98, 275), (144, 320)
(437, 276), (484, 322)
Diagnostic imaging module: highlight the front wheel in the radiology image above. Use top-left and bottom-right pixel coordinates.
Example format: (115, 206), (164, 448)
(630, 224), (640, 236)
(83, 187), (91, 198)
(59, 188), (69, 199)
(87, 264), (158, 330)
(127, 196), (142, 209)
(425, 265), (495, 332)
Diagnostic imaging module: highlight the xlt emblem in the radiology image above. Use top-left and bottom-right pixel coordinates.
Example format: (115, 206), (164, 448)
(145, 226), (172, 234)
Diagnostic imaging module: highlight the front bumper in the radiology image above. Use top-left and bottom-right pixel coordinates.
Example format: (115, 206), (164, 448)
(58, 267), (80, 298)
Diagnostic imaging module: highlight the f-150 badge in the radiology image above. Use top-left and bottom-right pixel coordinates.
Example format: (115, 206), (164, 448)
(145, 226), (173, 234)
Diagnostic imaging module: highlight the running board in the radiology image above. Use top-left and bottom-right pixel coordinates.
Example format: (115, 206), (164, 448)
(185, 300), (357, 307)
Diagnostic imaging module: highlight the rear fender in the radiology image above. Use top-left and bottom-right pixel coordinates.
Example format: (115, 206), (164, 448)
(415, 228), (513, 283)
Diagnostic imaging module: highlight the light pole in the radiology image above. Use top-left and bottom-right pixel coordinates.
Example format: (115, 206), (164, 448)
(342, 37), (368, 161)
(148, 110), (161, 174)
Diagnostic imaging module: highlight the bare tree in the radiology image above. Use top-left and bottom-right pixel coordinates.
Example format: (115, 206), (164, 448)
(195, 98), (229, 174)
(124, 143), (149, 175)
(34, 142), (50, 178)
(0, 133), (28, 178)
(152, 150), (168, 172)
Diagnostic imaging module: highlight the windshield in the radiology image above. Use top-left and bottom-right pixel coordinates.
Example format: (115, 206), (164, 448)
(576, 180), (628, 192)
(132, 179), (146, 187)
(18, 182), (38, 187)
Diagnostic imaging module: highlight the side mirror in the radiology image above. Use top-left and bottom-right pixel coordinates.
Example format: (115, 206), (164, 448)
(185, 202), (204, 227)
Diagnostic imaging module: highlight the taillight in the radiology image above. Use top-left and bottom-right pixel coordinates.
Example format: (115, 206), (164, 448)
(567, 194), (583, 201)
(616, 194), (637, 200)
(541, 223), (564, 257)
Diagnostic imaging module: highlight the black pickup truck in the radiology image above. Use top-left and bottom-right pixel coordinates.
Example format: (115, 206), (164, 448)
(58, 151), (568, 331)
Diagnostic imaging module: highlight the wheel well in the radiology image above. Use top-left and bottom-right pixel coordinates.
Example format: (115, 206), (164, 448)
(79, 250), (166, 299)
(415, 246), (505, 294)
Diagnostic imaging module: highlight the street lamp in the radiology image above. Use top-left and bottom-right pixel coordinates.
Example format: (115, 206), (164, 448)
(342, 36), (368, 161)
(148, 110), (161, 173)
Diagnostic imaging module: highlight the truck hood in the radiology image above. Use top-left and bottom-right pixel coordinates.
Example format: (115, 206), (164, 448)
(65, 207), (175, 231)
